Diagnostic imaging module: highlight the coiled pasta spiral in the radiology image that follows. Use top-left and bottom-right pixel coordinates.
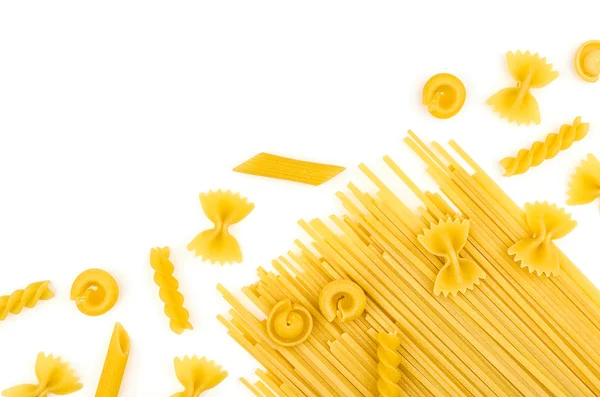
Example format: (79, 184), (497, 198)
(266, 299), (313, 347)
(0, 280), (54, 321)
(376, 332), (402, 397)
(501, 117), (589, 176)
(149, 247), (193, 334)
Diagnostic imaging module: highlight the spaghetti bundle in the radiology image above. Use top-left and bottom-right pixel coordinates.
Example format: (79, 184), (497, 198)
(219, 131), (600, 396)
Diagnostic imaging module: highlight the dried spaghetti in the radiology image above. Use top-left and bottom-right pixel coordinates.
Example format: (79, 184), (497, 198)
(219, 131), (600, 396)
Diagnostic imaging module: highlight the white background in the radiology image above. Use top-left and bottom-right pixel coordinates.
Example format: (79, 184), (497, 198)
(1, 1), (599, 396)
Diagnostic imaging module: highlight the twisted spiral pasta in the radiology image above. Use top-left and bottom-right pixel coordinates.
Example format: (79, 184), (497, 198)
(500, 117), (589, 176)
(0, 280), (54, 321)
(376, 332), (402, 397)
(149, 247), (193, 334)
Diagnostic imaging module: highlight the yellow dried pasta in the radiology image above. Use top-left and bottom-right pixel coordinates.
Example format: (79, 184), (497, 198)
(568, 154), (600, 206)
(500, 116), (590, 176)
(95, 323), (131, 397)
(234, 152), (345, 186)
(376, 332), (402, 397)
(0, 281), (54, 321)
(218, 130), (600, 396)
(508, 202), (577, 276)
(418, 218), (486, 296)
(70, 268), (119, 316)
(188, 190), (254, 264)
(171, 356), (228, 397)
(319, 280), (366, 322)
(266, 299), (313, 347)
(2, 352), (82, 397)
(487, 50), (558, 125)
(149, 247), (193, 334)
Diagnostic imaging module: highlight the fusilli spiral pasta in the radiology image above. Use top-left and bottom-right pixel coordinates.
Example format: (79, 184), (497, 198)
(0, 281), (54, 321)
(376, 332), (402, 397)
(149, 247), (193, 334)
(500, 117), (589, 176)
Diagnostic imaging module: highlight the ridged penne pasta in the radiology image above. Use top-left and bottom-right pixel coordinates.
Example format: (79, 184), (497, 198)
(95, 323), (131, 397)
(234, 153), (345, 186)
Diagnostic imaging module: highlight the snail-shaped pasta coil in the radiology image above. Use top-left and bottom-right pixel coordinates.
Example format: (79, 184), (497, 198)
(318, 280), (366, 322)
(418, 218), (486, 297)
(266, 299), (313, 347)
(422, 73), (466, 119)
(2, 352), (82, 397)
(567, 154), (600, 207)
(70, 269), (119, 316)
(509, 202), (576, 276)
(575, 41), (600, 82)
(188, 190), (254, 264)
(171, 356), (227, 397)
(488, 50), (558, 125)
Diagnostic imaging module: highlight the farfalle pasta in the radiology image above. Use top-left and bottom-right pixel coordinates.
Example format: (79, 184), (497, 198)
(70, 268), (119, 316)
(501, 117), (590, 176)
(567, 154), (600, 206)
(508, 202), (577, 276)
(171, 356), (227, 397)
(487, 50), (558, 125)
(188, 190), (254, 264)
(319, 279), (366, 322)
(95, 323), (130, 397)
(234, 152), (345, 186)
(2, 352), (82, 397)
(0, 281), (54, 321)
(266, 299), (313, 347)
(149, 247), (193, 334)
(376, 332), (402, 397)
(418, 218), (486, 296)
